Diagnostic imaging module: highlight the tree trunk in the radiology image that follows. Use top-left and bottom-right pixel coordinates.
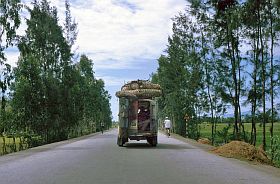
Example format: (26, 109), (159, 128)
(12, 136), (17, 152)
(201, 30), (215, 145)
(269, 0), (275, 157)
(251, 103), (257, 146)
(206, 60), (215, 145)
(236, 45), (244, 141)
(2, 136), (6, 154)
(258, 6), (266, 151)
(251, 48), (257, 146)
(250, 24), (260, 146)
(226, 23), (239, 140)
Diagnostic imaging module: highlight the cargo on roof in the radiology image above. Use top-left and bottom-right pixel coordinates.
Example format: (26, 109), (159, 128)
(116, 80), (161, 98)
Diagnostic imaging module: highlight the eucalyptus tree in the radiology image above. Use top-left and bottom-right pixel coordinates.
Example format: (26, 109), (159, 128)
(155, 11), (204, 138)
(188, 0), (249, 143)
(64, 0), (77, 49)
(267, 0), (280, 152)
(12, 54), (44, 136)
(0, 0), (21, 153)
(58, 0), (79, 140)
(256, 0), (268, 151)
(0, 0), (21, 134)
(13, 0), (71, 142)
(157, 53), (189, 136)
(247, 0), (276, 151)
(166, 0), (280, 150)
(205, 0), (247, 140)
(75, 55), (112, 134)
(76, 55), (97, 133)
(187, 0), (227, 144)
(0, 0), (112, 151)
(96, 79), (112, 130)
(241, 0), (264, 146)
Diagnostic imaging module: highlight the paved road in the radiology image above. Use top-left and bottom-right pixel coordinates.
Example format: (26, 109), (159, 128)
(0, 129), (280, 184)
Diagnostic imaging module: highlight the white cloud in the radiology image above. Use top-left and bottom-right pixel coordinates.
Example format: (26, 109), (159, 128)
(6, 0), (187, 77)
(6, 51), (20, 68)
(68, 0), (187, 70)
(96, 75), (129, 87)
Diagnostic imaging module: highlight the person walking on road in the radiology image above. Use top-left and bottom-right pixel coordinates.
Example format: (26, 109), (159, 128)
(164, 117), (171, 137)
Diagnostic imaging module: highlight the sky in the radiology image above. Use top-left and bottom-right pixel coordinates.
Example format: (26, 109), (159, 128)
(5, 0), (188, 121)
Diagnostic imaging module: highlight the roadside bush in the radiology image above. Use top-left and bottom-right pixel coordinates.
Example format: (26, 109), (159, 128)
(217, 124), (232, 144)
(26, 134), (44, 148)
(241, 131), (251, 143)
(268, 136), (280, 167)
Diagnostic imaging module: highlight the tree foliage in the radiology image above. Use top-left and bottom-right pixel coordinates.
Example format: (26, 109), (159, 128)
(0, 0), (112, 152)
(0, 0), (21, 145)
(153, 0), (280, 151)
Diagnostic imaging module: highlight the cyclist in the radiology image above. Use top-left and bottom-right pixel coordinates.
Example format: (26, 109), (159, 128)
(164, 117), (171, 137)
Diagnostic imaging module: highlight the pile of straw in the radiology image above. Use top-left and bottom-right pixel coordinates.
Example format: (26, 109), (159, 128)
(116, 80), (162, 98)
(198, 138), (211, 145)
(212, 141), (270, 164)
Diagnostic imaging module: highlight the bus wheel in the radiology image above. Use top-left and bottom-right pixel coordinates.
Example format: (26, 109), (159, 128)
(147, 136), (157, 147)
(117, 137), (124, 147)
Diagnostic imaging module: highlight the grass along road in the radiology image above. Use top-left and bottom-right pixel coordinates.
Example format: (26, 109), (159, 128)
(0, 137), (27, 155)
(199, 122), (280, 147)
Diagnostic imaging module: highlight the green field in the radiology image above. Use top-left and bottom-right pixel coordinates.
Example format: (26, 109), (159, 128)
(199, 122), (280, 147)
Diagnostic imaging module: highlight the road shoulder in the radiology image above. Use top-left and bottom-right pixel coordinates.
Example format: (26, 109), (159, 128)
(0, 130), (105, 164)
(169, 132), (280, 178)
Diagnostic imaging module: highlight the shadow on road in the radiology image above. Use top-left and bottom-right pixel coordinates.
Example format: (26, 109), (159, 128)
(124, 143), (195, 150)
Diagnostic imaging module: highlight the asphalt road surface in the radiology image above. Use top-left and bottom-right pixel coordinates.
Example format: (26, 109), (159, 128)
(0, 129), (280, 184)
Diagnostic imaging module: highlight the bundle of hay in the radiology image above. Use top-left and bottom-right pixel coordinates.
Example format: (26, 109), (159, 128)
(121, 80), (161, 90)
(198, 138), (211, 145)
(116, 80), (161, 98)
(212, 141), (270, 164)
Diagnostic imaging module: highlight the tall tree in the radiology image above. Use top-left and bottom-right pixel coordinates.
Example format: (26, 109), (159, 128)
(64, 0), (77, 49)
(155, 12), (203, 138)
(0, 0), (112, 153)
(242, 0), (262, 146)
(267, 0), (280, 153)
(212, 0), (245, 140)
(14, 0), (71, 142)
(0, 0), (21, 137)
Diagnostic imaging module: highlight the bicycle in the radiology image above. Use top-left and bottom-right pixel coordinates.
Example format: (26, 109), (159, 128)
(165, 128), (170, 137)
